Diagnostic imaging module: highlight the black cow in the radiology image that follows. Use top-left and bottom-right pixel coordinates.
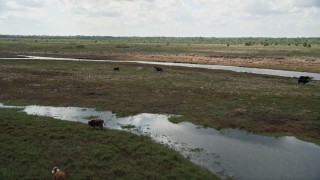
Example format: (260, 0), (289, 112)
(298, 76), (311, 85)
(113, 67), (120, 71)
(154, 66), (163, 72)
(88, 119), (106, 130)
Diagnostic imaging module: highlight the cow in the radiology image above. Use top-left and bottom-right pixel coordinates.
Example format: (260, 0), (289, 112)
(113, 67), (120, 71)
(298, 76), (311, 85)
(52, 167), (65, 180)
(154, 66), (163, 72)
(88, 119), (105, 130)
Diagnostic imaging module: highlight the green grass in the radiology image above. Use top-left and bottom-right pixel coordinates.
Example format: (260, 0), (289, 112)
(168, 116), (188, 124)
(0, 59), (319, 144)
(121, 124), (136, 129)
(0, 108), (217, 179)
(1, 36), (320, 57)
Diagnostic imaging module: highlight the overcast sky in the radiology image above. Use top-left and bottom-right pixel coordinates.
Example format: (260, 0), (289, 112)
(0, 0), (319, 37)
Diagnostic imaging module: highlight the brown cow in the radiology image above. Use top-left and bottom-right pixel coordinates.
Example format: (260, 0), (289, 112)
(52, 167), (65, 180)
(88, 119), (105, 130)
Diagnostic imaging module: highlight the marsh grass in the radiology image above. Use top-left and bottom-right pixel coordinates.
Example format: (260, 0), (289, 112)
(0, 108), (217, 179)
(168, 116), (189, 124)
(0, 59), (319, 143)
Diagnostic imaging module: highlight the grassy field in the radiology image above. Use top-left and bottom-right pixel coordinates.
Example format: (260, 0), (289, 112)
(0, 108), (217, 179)
(0, 59), (319, 144)
(0, 36), (320, 178)
(1, 36), (320, 72)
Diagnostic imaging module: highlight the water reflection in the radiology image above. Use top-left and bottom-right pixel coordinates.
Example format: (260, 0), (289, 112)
(1, 55), (319, 80)
(1, 103), (320, 179)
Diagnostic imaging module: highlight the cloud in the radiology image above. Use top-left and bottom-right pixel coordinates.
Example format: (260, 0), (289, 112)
(0, 0), (319, 37)
(292, 0), (320, 8)
(58, 0), (192, 23)
(2, 0), (44, 11)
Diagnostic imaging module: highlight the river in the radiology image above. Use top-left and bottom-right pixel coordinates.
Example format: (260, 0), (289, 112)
(1, 55), (319, 80)
(1, 103), (320, 179)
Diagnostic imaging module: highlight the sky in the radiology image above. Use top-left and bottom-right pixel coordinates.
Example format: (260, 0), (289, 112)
(0, 0), (319, 37)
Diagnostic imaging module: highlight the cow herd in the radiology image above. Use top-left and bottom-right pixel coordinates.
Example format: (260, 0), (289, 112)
(51, 73), (313, 179)
(112, 66), (313, 85)
(51, 119), (106, 179)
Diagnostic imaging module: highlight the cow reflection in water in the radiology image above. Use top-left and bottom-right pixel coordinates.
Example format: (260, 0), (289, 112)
(298, 76), (311, 85)
(88, 119), (105, 130)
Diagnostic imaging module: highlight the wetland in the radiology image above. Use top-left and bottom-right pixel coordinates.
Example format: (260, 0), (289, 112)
(1, 36), (320, 179)
(1, 103), (320, 179)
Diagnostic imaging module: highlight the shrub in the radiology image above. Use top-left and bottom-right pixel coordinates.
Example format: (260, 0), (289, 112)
(245, 42), (252, 46)
(303, 42), (308, 47)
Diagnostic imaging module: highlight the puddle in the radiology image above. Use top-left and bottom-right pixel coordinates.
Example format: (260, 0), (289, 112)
(1, 103), (320, 179)
(1, 55), (320, 80)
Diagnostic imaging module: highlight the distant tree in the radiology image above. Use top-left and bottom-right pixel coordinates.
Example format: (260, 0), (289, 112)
(303, 42), (308, 47)
(307, 44), (311, 48)
(245, 42), (252, 46)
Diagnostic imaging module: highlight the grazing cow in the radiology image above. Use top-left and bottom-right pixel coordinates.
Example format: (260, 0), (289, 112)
(154, 66), (163, 72)
(113, 67), (120, 71)
(52, 167), (65, 180)
(298, 76), (311, 84)
(88, 119), (105, 130)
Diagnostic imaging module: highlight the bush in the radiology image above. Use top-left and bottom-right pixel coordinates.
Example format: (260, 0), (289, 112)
(303, 42), (308, 47)
(245, 42), (252, 46)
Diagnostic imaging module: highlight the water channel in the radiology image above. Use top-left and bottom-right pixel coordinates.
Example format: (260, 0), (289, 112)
(1, 55), (319, 80)
(1, 103), (320, 179)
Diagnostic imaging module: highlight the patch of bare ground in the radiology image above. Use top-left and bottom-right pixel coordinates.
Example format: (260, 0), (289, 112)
(125, 53), (320, 73)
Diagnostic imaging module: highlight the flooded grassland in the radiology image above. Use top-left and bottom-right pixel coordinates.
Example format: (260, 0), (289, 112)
(1, 103), (319, 179)
(0, 108), (217, 179)
(1, 36), (320, 73)
(1, 37), (320, 179)
(1, 59), (319, 144)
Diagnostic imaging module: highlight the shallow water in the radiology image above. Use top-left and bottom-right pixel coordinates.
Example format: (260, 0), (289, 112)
(1, 55), (320, 80)
(1, 103), (320, 179)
